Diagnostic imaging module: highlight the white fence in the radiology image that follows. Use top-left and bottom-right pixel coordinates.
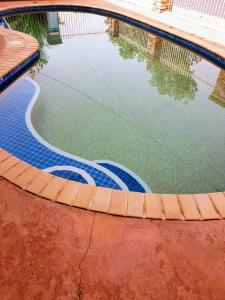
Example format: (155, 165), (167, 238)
(173, 0), (225, 19)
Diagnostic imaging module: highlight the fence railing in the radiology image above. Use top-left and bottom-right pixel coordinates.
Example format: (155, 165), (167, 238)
(173, 0), (225, 19)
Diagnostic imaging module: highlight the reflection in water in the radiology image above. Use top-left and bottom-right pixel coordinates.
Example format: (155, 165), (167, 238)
(7, 12), (223, 103)
(58, 11), (107, 38)
(6, 12), (107, 74)
(46, 12), (62, 45)
(109, 19), (146, 61)
(6, 13), (49, 75)
(209, 70), (225, 107)
(109, 19), (200, 101)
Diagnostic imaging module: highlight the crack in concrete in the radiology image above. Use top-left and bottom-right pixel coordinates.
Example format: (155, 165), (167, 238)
(77, 212), (96, 300)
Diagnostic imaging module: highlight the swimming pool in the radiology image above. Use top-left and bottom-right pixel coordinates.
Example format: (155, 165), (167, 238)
(1, 11), (225, 194)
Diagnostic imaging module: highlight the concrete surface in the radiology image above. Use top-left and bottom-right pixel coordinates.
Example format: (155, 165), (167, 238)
(1, 178), (225, 299)
(106, 0), (225, 45)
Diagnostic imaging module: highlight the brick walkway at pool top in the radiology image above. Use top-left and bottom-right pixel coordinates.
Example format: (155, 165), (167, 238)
(0, 27), (38, 78)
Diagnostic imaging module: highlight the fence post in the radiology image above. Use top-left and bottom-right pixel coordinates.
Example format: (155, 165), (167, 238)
(146, 34), (162, 60)
(209, 70), (225, 105)
(152, 0), (173, 13)
(109, 19), (119, 37)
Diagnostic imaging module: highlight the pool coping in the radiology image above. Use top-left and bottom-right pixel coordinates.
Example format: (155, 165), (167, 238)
(0, 27), (39, 92)
(1, 147), (225, 221)
(0, 0), (225, 220)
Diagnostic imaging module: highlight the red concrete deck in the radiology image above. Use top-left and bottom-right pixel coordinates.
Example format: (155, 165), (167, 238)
(1, 1), (225, 221)
(1, 177), (225, 299)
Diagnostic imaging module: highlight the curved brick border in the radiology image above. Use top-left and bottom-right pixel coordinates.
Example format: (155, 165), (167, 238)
(0, 34), (6, 51)
(1, 148), (225, 220)
(1, 0), (225, 220)
(0, 27), (39, 91)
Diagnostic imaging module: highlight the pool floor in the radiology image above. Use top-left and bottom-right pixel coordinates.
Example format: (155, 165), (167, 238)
(1, 11), (225, 193)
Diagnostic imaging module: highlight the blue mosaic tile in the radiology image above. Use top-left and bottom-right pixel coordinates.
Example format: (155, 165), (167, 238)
(98, 162), (146, 193)
(50, 170), (88, 183)
(0, 78), (150, 192)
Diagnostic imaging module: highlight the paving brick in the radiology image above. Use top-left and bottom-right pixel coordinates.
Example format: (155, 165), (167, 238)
(57, 181), (81, 205)
(40, 176), (67, 200)
(161, 194), (183, 220)
(145, 193), (163, 219)
(73, 184), (96, 209)
(90, 187), (112, 213)
(127, 191), (145, 218)
(194, 194), (220, 220)
(2, 161), (30, 181)
(0, 156), (19, 175)
(209, 193), (225, 218)
(178, 194), (201, 220)
(13, 167), (41, 188)
(109, 190), (127, 216)
(0, 150), (11, 163)
(25, 172), (52, 195)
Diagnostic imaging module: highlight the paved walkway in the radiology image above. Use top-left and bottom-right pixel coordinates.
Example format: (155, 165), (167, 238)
(0, 27), (38, 79)
(106, 0), (225, 46)
(1, 1), (225, 221)
(1, 178), (225, 299)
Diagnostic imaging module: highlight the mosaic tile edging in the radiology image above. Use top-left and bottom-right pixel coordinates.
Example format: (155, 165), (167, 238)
(0, 77), (150, 192)
(0, 4), (225, 70)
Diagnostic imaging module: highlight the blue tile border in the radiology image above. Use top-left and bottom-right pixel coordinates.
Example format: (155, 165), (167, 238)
(1, 5), (225, 70)
(0, 77), (150, 193)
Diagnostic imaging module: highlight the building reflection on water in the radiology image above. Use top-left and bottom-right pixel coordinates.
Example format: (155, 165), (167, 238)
(209, 70), (225, 107)
(109, 18), (225, 104)
(46, 12), (62, 45)
(6, 12), (225, 105)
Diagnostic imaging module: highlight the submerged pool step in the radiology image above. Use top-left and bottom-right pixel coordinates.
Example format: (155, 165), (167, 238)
(0, 147), (225, 221)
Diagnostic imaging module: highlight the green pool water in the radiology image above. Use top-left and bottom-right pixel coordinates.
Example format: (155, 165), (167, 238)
(7, 11), (225, 193)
